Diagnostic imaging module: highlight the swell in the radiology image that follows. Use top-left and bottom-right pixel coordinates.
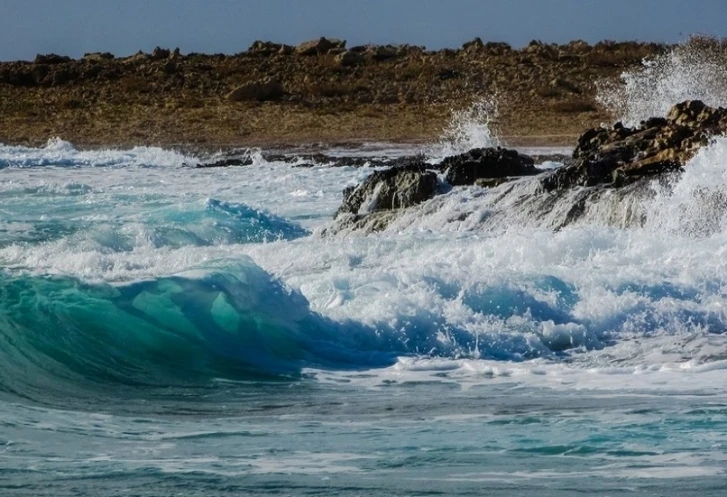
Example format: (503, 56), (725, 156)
(0, 255), (634, 405)
(0, 198), (309, 254)
(0, 260), (397, 405)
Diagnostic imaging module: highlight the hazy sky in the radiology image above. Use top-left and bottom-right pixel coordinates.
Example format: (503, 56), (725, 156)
(1, 0), (726, 61)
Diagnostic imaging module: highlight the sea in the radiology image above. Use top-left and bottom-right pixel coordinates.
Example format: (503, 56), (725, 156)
(1, 44), (727, 496)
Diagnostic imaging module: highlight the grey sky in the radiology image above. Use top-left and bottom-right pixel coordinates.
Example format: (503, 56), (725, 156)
(1, 0), (725, 61)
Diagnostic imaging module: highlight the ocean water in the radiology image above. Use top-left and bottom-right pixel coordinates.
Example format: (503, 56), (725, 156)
(2, 51), (727, 496)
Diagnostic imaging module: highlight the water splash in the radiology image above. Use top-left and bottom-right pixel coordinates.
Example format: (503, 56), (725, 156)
(0, 137), (191, 169)
(645, 136), (727, 237)
(597, 37), (727, 126)
(427, 97), (501, 159)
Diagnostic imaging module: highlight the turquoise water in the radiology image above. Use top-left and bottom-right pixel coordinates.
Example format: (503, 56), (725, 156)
(1, 139), (727, 496)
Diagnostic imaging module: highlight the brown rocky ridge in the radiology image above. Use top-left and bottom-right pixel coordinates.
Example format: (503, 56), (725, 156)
(3, 36), (713, 149)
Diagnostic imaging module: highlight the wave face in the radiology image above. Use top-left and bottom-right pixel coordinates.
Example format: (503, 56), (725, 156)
(2, 68), (727, 403)
(0, 260), (403, 403)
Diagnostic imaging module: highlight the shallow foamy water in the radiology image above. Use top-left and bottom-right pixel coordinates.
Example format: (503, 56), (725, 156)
(1, 133), (726, 496)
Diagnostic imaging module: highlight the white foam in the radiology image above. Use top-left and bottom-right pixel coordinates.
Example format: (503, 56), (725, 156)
(597, 40), (727, 126)
(426, 97), (501, 160)
(3, 137), (727, 392)
(0, 138), (191, 169)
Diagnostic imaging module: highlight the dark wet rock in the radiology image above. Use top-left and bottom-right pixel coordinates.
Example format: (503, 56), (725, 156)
(279, 153), (425, 169)
(440, 147), (539, 186)
(195, 156), (254, 168)
(474, 177), (515, 188)
(192, 150), (427, 170)
(543, 100), (727, 190)
(227, 78), (285, 102)
(336, 163), (438, 217)
(327, 162), (438, 234)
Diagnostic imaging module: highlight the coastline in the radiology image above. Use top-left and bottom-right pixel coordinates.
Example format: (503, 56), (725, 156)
(0, 38), (672, 149)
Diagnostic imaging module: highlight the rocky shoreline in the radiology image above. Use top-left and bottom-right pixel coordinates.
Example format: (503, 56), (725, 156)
(325, 100), (727, 234)
(0, 37), (683, 148)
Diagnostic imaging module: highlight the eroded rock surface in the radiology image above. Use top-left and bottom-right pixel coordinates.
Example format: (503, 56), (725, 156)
(440, 147), (540, 186)
(336, 163), (438, 216)
(544, 100), (727, 190)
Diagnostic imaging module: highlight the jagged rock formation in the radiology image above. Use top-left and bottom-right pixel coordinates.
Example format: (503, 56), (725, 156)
(327, 163), (438, 234)
(439, 147), (540, 186)
(337, 163), (438, 216)
(294, 37), (347, 56)
(328, 146), (548, 233)
(544, 100), (727, 190)
(329, 100), (727, 234)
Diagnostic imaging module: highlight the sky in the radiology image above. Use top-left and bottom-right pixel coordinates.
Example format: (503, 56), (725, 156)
(1, 0), (726, 61)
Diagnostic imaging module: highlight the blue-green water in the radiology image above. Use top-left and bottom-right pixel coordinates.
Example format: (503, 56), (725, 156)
(1, 139), (727, 496)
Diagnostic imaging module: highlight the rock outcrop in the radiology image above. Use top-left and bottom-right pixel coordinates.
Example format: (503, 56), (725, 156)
(544, 100), (727, 190)
(335, 50), (363, 67)
(295, 37), (346, 56)
(336, 163), (438, 217)
(440, 147), (540, 186)
(82, 52), (115, 62)
(227, 79), (285, 102)
(34, 53), (71, 65)
(330, 146), (544, 233)
(328, 162), (438, 233)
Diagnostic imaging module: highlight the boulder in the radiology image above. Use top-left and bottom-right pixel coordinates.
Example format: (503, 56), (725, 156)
(335, 50), (363, 67)
(336, 163), (438, 217)
(150, 47), (170, 60)
(440, 147), (539, 186)
(367, 45), (397, 61)
(462, 37), (485, 51)
(34, 53), (71, 64)
(248, 40), (283, 56)
(83, 52), (115, 62)
(483, 42), (512, 55)
(544, 100), (727, 190)
(295, 37), (346, 56)
(124, 51), (149, 64)
(227, 79), (285, 102)
(196, 157), (253, 168)
(563, 39), (592, 54)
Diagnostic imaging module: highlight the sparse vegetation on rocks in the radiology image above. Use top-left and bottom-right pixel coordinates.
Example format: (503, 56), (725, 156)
(0, 37), (724, 148)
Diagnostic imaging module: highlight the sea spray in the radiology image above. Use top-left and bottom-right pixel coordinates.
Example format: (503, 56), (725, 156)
(597, 36), (727, 126)
(0, 137), (191, 169)
(426, 97), (501, 159)
(645, 136), (727, 237)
